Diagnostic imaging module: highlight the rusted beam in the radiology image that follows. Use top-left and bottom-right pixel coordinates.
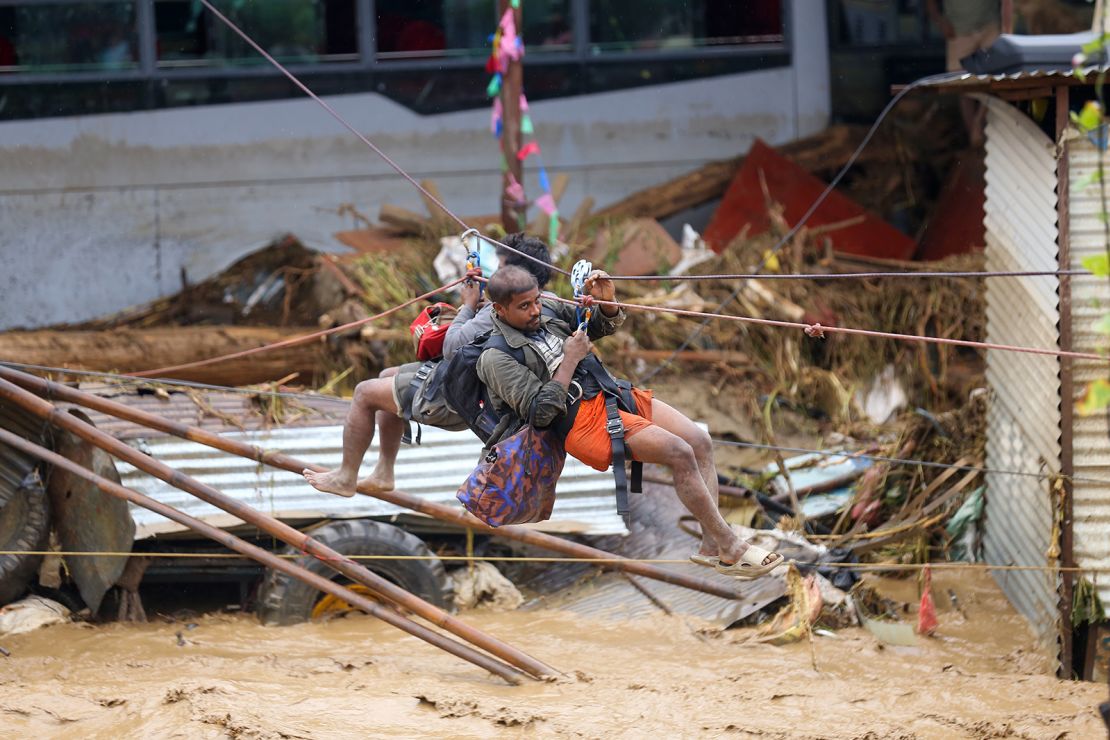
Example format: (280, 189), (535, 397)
(0, 375), (557, 681)
(0, 366), (742, 601)
(0, 426), (525, 685)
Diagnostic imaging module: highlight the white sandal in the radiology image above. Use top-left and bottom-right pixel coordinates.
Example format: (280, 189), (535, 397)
(689, 554), (720, 568)
(714, 544), (784, 579)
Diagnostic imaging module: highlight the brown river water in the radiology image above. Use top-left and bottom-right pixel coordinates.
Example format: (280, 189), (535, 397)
(0, 569), (1106, 739)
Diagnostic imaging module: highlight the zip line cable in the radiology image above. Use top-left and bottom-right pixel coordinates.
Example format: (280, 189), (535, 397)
(608, 268), (1090, 282)
(194, 2), (1017, 296)
(8, 360), (1110, 487)
(709, 438), (1107, 485)
(540, 290), (1108, 362)
(193, 0), (572, 279)
(125, 277), (465, 379)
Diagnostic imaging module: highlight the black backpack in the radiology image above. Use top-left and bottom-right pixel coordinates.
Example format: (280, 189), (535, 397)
(440, 331), (524, 444)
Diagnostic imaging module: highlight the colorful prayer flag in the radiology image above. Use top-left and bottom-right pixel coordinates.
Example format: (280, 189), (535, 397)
(517, 141), (540, 160)
(535, 193), (557, 215)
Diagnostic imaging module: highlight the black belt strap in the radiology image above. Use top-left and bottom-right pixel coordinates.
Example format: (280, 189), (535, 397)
(614, 380), (643, 494)
(604, 394), (631, 527)
(400, 362), (435, 445)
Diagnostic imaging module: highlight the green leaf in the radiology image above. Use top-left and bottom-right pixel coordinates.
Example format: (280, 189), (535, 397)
(1078, 378), (1110, 415)
(1071, 110), (1083, 125)
(1082, 33), (1110, 55)
(1076, 66), (1088, 83)
(1083, 253), (1110, 276)
(1076, 169), (1104, 189)
(1079, 100), (1103, 131)
(1095, 314), (1110, 336)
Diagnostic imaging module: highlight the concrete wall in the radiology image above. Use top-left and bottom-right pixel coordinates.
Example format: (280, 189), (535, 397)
(0, 0), (829, 330)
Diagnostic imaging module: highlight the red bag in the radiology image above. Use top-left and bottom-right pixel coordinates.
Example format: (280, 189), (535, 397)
(409, 303), (458, 361)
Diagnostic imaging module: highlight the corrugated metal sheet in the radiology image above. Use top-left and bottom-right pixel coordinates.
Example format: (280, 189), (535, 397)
(115, 423), (630, 538)
(76, 386), (349, 439)
(1065, 138), (1110, 612)
(980, 98), (1062, 651)
(919, 66), (1102, 91)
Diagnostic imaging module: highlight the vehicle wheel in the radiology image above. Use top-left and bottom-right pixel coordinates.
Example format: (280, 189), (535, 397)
(255, 519), (454, 626)
(0, 472), (51, 606)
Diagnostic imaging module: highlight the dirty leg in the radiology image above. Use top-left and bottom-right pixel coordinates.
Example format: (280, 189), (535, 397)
(303, 375), (399, 497)
(358, 366), (403, 492)
(646, 399), (722, 559)
(625, 423), (755, 567)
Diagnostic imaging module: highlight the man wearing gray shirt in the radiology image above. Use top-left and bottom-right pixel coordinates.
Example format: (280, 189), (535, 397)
(304, 234), (554, 496)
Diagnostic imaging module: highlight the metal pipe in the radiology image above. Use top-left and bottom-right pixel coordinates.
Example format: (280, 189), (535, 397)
(1055, 82), (1077, 678)
(0, 426), (525, 685)
(0, 367), (741, 601)
(0, 375), (557, 680)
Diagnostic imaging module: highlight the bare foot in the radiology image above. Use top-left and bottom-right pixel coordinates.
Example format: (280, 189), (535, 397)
(303, 468), (357, 497)
(354, 471), (395, 494)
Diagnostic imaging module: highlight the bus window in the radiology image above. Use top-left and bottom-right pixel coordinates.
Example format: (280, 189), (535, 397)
(521, 0), (574, 53)
(154, 0), (357, 67)
(376, 0), (493, 60)
(0, 2), (138, 73)
(589, 0), (783, 53)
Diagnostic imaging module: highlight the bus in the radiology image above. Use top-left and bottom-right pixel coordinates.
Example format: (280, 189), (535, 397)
(0, 0), (829, 330)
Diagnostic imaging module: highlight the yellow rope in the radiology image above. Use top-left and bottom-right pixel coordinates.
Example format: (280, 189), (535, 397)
(4, 551), (1109, 573)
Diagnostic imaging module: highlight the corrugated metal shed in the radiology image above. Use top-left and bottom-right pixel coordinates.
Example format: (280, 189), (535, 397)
(980, 97), (1062, 651)
(1065, 137), (1110, 611)
(78, 389), (629, 538)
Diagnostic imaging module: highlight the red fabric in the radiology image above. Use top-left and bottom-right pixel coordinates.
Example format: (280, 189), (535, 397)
(703, 139), (916, 261)
(409, 302), (455, 361)
(565, 388), (653, 472)
(917, 565), (939, 636)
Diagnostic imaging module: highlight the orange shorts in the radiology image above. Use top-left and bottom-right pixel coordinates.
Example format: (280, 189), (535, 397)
(564, 388), (654, 472)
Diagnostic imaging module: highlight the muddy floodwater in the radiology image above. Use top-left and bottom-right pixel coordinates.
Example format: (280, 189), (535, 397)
(0, 570), (1105, 739)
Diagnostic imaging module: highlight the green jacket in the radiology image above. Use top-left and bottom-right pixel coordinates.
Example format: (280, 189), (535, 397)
(476, 297), (625, 447)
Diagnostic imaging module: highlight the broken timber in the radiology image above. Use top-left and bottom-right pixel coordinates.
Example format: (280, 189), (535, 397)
(0, 326), (324, 387)
(0, 367), (742, 602)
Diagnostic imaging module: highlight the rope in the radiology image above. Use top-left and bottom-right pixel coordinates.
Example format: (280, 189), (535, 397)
(6, 550), (1107, 573)
(194, 0), (571, 279)
(608, 268), (1090, 282)
(549, 292), (1109, 362)
(710, 438), (1109, 485)
(639, 71), (962, 381)
(6, 359), (1105, 486)
(126, 277), (465, 378)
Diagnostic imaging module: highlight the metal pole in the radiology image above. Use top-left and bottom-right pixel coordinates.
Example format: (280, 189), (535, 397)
(0, 375), (557, 680)
(0, 427), (525, 685)
(1055, 83), (1076, 678)
(0, 367), (742, 601)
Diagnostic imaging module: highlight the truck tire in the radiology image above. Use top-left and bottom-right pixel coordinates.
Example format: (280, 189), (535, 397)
(0, 472), (50, 606)
(255, 519), (454, 626)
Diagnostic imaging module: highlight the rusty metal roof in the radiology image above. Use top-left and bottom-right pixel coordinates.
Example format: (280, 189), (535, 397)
(71, 387), (630, 538)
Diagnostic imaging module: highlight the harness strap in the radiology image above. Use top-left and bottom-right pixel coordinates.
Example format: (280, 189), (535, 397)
(615, 379), (643, 494)
(400, 361), (435, 445)
(604, 394), (631, 527)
